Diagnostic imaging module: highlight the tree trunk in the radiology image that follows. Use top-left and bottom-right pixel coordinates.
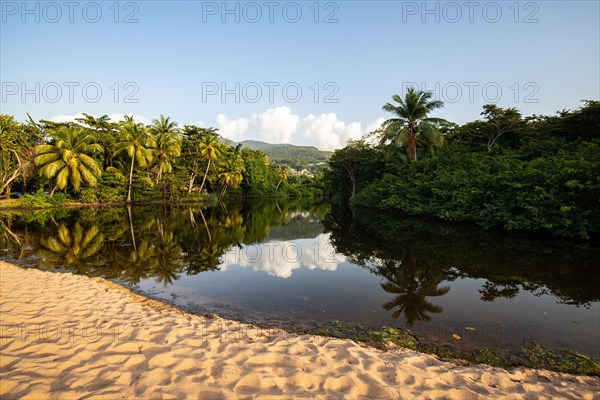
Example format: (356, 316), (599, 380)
(199, 159), (211, 194)
(349, 173), (357, 201)
(127, 155), (135, 203)
(407, 121), (417, 162)
(219, 185), (228, 200)
(187, 172), (196, 193)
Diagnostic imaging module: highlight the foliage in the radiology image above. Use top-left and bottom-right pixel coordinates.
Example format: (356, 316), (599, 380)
(376, 87), (446, 162)
(324, 140), (384, 201)
(21, 191), (67, 208)
(34, 126), (103, 193)
(343, 101), (600, 239)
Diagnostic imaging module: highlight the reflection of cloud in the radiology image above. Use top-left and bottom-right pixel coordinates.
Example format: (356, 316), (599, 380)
(220, 234), (345, 278)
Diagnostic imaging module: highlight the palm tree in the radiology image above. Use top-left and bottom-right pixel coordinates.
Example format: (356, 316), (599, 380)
(198, 130), (222, 193)
(217, 147), (244, 200)
(75, 113), (119, 168)
(379, 87), (446, 162)
(148, 115), (182, 183)
(34, 126), (103, 194)
(114, 116), (156, 202)
(275, 165), (288, 189)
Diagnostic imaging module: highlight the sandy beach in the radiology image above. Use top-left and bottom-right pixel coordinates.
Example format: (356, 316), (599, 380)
(0, 260), (598, 399)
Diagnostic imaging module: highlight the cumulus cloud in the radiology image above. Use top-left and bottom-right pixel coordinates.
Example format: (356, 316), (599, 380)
(300, 113), (363, 150)
(217, 107), (299, 143)
(216, 107), (384, 150)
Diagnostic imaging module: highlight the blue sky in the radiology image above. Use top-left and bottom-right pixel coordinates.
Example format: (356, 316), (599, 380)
(1, 0), (599, 150)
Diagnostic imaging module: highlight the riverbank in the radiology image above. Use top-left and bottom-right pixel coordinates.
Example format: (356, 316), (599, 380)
(1, 261), (598, 399)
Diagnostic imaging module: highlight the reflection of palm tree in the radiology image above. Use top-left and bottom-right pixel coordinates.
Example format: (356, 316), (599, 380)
(39, 223), (104, 267)
(151, 222), (183, 286)
(120, 239), (157, 284)
(380, 258), (450, 326)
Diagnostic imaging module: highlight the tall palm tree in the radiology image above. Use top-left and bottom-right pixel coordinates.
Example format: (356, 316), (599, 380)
(114, 116), (156, 202)
(148, 115), (182, 182)
(34, 126), (103, 194)
(217, 146), (244, 200)
(380, 88), (446, 162)
(198, 130), (222, 194)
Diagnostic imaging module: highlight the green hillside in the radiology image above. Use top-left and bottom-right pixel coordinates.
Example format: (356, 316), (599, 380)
(224, 139), (332, 171)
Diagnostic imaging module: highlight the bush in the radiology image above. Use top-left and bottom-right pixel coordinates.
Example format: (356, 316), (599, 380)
(21, 191), (67, 208)
(354, 140), (600, 239)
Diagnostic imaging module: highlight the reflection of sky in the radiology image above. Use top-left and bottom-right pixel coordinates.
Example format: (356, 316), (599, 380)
(220, 233), (345, 278)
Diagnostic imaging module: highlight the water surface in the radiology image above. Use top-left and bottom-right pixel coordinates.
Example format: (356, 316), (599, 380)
(1, 200), (598, 356)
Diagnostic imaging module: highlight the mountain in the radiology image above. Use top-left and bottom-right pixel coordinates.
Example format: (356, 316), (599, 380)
(223, 139), (332, 171)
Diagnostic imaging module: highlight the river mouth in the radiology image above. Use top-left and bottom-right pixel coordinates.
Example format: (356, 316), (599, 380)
(2, 200), (599, 363)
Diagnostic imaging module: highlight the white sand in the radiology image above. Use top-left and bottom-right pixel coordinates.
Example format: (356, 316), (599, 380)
(0, 260), (598, 399)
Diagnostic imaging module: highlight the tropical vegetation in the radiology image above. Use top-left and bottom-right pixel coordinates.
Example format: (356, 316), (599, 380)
(0, 114), (324, 204)
(325, 96), (600, 239)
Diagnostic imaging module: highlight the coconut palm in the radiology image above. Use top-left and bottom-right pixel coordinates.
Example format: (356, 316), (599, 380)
(217, 147), (244, 200)
(379, 88), (446, 162)
(198, 130), (222, 193)
(34, 126), (103, 194)
(275, 164), (288, 189)
(75, 113), (120, 168)
(148, 115), (182, 182)
(114, 116), (156, 202)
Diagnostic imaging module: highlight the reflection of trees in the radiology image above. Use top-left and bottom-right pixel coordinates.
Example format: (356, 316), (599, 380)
(151, 222), (183, 286)
(323, 205), (600, 308)
(119, 239), (156, 284)
(39, 222), (104, 268)
(379, 258), (450, 326)
(2, 198), (336, 287)
(479, 281), (519, 302)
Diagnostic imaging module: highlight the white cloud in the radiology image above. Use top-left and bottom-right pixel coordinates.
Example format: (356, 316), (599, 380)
(216, 113), (249, 139)
(300, 113), (363, 150)
(216, 107), (385, 150)
(107, 113), (152, 125)
(252, 107), (299, 143)
(49, 113), (87, 123)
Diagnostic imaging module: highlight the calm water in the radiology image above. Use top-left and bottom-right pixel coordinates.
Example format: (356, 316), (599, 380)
(1, 200), (599, 356)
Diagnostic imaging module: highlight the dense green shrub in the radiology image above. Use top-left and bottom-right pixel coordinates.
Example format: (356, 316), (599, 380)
(354, 139), (600, 238)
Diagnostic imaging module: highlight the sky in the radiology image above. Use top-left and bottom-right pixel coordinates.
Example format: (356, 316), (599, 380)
(1, 0), (599, 150)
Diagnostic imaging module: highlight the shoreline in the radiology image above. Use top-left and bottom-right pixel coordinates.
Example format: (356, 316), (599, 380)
(1, 260), (599, 399)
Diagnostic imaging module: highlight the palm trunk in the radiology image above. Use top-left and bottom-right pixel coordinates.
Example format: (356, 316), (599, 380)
(127, 155), (135, 203)
(199, 159), (211, 194)
(407, 121), (417, 162)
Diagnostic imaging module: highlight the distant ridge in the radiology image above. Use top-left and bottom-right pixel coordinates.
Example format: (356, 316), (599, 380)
(222, 139), (332, 171)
